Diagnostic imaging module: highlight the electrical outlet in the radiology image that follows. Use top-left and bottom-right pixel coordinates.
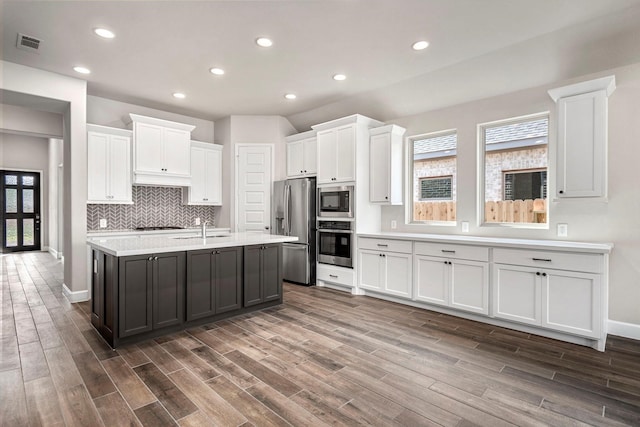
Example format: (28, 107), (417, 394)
(99, 218), (107, 228)
(195, 217), (201, 226)
(461, 221), (469, 232)
(391, 220), (397, 229)
(557, 223), (568, 237)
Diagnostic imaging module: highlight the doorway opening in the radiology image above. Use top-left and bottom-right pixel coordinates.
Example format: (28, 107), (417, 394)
(1, 170), (41, 252)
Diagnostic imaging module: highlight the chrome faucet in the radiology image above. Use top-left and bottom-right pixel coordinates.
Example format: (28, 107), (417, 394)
(201, 220), (208, 238)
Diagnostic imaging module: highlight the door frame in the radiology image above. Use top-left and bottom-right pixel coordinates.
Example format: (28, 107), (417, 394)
(0, 168), (45, 253)
(234, 144), (274, 233)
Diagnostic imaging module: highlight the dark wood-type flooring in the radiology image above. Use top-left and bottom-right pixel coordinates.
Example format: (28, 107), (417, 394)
(2, 251), (640, 426)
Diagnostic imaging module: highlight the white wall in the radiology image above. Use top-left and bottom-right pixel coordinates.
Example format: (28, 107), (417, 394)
(0, 133), (50, 247)
(87, 95), (215, 143)
(380, 62), (640, 328)
(1, 60), (87, 299)
(0, 104), (63, 137)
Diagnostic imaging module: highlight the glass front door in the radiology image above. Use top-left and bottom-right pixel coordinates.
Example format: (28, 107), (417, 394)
(1, 171), (41, 252)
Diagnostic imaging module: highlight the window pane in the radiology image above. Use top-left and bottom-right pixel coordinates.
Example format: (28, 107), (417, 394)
(22, 175), (35, 186)
(5, 175), (17, 185)
(23, 189), (34, 213)
(23, 219), (34, 246)
(6, 219), (18, 247)
(5, 189), (18, 213)
(412, 132), (457, 222)
(483, 116), (548, 224)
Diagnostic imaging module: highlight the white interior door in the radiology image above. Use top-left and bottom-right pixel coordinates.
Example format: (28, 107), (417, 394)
(236, 145), (272, 233)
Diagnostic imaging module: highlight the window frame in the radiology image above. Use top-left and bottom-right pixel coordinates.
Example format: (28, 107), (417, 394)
(407, 129), (458, 225)
(477, 112), (550, 229)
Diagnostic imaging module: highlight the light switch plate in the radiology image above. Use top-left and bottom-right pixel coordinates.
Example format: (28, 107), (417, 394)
(391, 220), (397, 229)
(557, 223), (568, 237)
(461, 221), (470, 232)
(195, 217), (201, 226)
(99, 218), (107, 228)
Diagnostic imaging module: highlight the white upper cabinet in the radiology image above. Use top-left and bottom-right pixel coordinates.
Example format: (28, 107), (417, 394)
(369, 124), (405, 205)
(285, 131), (317, 178)
(129, 114), (195, 186)
(183, 141), (222, 205)
(548, 76), (615, 199)
(87, 124), (132, 204)
(316, 124), (356, 184)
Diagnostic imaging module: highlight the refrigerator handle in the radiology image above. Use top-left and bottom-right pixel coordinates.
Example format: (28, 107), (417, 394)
(286, 184), (293, 235)
(284, 184), (290, 236)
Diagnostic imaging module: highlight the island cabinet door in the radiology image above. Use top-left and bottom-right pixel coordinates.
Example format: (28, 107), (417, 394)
(186, 250), (215, 321)
(243, 245), (263, 307)
(262, 244), (282, 303)
(215, 247), (243, 314)
(153, 252), (185, 329)
(119, 255), (153, 338)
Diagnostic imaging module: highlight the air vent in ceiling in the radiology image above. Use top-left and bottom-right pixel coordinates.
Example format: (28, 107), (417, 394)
(16, 33), (41, 53)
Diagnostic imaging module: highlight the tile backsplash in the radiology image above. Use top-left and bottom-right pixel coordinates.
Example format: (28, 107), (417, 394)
(87, 186), (216, 230)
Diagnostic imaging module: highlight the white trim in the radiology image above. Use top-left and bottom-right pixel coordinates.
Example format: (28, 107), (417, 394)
(128, 113), (196, 132)
(608, 320), (640, 341)
(48, 247), (59, 259)
(62, 283), (89, 303)
(548, 75), (616, 102)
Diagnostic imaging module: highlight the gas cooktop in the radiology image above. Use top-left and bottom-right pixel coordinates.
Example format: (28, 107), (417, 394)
(134, 226), (183, 231)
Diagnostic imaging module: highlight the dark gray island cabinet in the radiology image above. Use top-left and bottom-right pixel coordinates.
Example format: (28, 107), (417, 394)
(90, 240), (285, 348)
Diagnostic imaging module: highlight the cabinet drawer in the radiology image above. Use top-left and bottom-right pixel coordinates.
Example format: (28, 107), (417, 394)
(414, 242), (489, 262)
(359, 238), (412, 254)
(493, 248), (603, 274)
(317, 264), (354, 287)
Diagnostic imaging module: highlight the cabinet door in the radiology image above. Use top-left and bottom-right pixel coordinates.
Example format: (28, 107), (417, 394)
(384, 252), (412, 298)
(153, 252), (185, 329)
(317, 130), (337, 184)
(108, 135), (132, 202)
(163, 128), (191, 176)
(207, 148), (222, 205)
(413, 255), (448, 306)
(215, 247), (243, 313)
(544, 270), (601, 338)
(87, 132), (109, 201)
(556, 90), (606, 198)
(189, 147), (207, 203)
(262, 244), (282, 303)
(335, 125), (355, 182)
(450, 260), (489, 315)
(186, 250), (215, 321)
(134, 122), (164, 173)
(370, 132), (390, 203)
(243, 245), (263, 307)
(358, 250), (383, 291)
(492, 264), (541, 326)
(303, 138), (317, 175)
(287, 140), (304, 177)
(119, 255), (153, 337)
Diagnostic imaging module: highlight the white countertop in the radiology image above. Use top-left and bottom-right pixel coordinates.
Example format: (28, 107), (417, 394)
(87, 227), (231, 239)
(358, 232), (613, 254)
(87, 232), (298, 256)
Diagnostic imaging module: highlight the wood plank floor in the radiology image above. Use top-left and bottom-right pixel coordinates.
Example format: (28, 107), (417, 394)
(2, 251), (639, 426)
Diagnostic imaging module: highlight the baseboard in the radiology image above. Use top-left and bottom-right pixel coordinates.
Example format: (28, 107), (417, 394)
(62, 283), (90, 303)
(48, 247), (59, 259)
(608, 320), (640, 341)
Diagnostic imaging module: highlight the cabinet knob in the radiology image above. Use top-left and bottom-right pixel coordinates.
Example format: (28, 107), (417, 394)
(542, 272), (547, 277)
(559, 190), (564, 194)
(148, 256), (153, 261)
(385, 196), (388, 200)
(536, 272), (541, 276)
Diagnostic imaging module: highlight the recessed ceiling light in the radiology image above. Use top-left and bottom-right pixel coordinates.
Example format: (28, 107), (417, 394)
(173, 92), (186, 99)
(210, 67), (225, 75)
(284, 93), (297, 100)
(256, 37), (273, 47)
(412, 40), (429, 51)
(94, 28), (115, 39)
(333, 74), (347, 81)
(73, 66), (91, 74)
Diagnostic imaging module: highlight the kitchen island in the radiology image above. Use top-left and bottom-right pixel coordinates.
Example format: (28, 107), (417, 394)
(87, 233), (297, 348)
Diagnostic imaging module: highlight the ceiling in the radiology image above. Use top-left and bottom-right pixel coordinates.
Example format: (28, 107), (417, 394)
(3, 0), (640, 130)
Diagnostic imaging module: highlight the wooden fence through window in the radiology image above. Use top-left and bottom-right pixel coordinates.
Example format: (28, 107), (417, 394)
(414, 199), (547, 223)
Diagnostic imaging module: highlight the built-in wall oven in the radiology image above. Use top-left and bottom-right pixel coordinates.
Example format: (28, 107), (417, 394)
(318, 186), (354, 218)
(317, 220), (353, 268)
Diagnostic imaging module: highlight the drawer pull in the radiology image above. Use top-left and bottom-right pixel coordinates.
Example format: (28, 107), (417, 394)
(377, 244), (388, 247)
(441, 250), (456, 254)
(532, 258), (552, 262)
(329, 274), (338, 278)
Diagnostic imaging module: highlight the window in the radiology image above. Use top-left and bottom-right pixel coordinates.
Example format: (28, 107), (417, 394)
(480, 114), (548, 225)
(411, 130), (457, 222)
(419, 176), (453, 200)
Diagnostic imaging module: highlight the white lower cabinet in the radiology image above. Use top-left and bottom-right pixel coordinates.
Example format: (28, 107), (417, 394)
(413, 243), (489, 315)
(317, 263), (355, 289)
(492, 248), (602, 339)
(358, 238), (412, 298)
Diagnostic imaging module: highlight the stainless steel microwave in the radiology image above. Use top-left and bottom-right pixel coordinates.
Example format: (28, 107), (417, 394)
(318, 186), (354, 218)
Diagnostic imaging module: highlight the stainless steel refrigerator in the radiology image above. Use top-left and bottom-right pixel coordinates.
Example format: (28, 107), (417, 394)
(272, 177), (316, 285)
